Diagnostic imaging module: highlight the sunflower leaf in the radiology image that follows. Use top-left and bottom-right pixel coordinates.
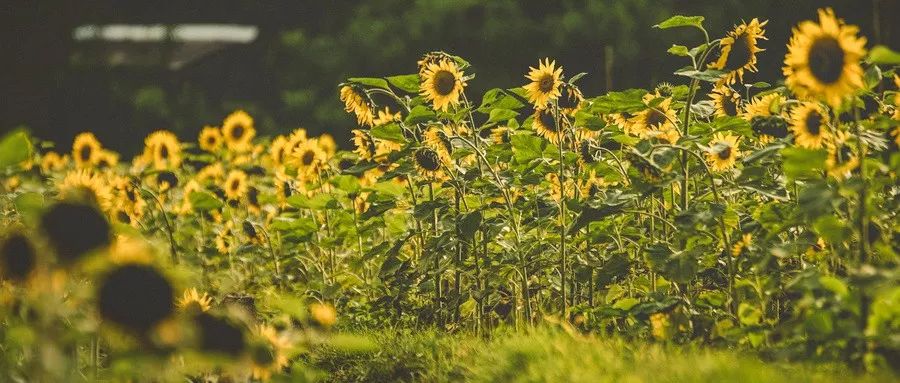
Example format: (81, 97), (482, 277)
(370, 122), (406, 143)
(189, 191), (223, 212)
(667, 45), (690, 57)
(587, 89), (648, 114)
(674, 67), (725, 82)
(404, 105), (436, 125)
(0, 129), (33, 169)
(487, 108), (519, 126)
(868, 45), (900, 65)
(654, 15), (705, 31)
(385, 74), (420, 93)
(348, 77), (390, 90)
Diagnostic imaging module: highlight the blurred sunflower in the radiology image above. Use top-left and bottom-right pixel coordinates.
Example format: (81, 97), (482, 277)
(97, 262), (175, 335)
(420, 59), (466, 112)
(784, 8), (867, 107)
(59, 170), (114, 211)
(413, 147), (445, 178)
(373, 107), (401, 126)
(340, 84), (375, 126)
(705, 132), (741, 171)
(246, 187), (262, 215)
(72, 132), (102, 169)
(352, 129), (376, 161)
(222, 110), (257, 152)
(709, 19), (768, 85)
(197, 163), (226, 184)
(290, 139), (327, 181)
(826, 130), (859, 179)
(143, 130), (182, 170)
(224, 170), (249, 201)
(532, 108), (562, 145)
(491, 126), (513, 145)
(178, 288), (212, 314)
(790, 102), (831, 149)
(629, 97), (678, 140)
(40, 201), (111, 265)
(215, 223), (236, 254)
(318, 134), (337, 158)
(546, 173), (574, 202)
(731, 233), (753, 257)
(0, 232), (38, 283)
(249, 325), (291, 381)
(40, 151), (69, 173)
(710, 86), (742, 117)
(745, 93), (788, 143)
(199, 126), (224, 152)
(269, 135), (289, 168)
(95, 150), (119, 169)
(523, 58), (563, 108)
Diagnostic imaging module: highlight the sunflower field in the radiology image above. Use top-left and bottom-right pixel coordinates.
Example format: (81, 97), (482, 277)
(1, 7), (900, 382)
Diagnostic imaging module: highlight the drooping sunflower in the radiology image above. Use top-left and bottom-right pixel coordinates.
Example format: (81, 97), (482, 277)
(491, 126), (513, 145)
(532, 108), (563, 145)
(710, 86), (742, 117)
(198, 126), (224, 152)
(40, 151), (69, 173)
(558, 83), (584, 116)
(222, 110), (257, 152)
(0, 232), (38, 283)
(72, 132), (102, 169)
(412, 147), (445, 179)
(224, 170), (249, 201)
(783, 8), (867, 107)
(351, 129), (376, 161)
(709, 19), (768, 85)
(826, 130), (859, 179)
(143, 130), (182, 170)
(523, 58), (563, 108)
(177, 288), (212, 314)
(423, 125), (454, 160)
(790, 102), (831, 149)
(373, 107), (401, 126)
(249, 325), (291, 381)
(340, 84), (375, 126)
(705, 132), (741, 172)
(420, 59), (466, 112)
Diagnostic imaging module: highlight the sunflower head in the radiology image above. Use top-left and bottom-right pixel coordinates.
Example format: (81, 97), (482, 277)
(826, 130), (859, 179)
(41, 201), (112, 265)
(143, 130), (182, 170)
(178, 288), (213, 314)
(629, 97), (678, 139)
(224, 170), (249, 201)
(97, 263), (175, 335)
(731, 233), (753, 257)
(784, 8), (867, 107)
(40, 151), (69, 173)
(524, 58), (564, 108)
(413, 147), (444, 178)
(249, 324), (291, 381)
(193, 312), (247, 357)
(420, 59), (466, 112)
(424, 125), (454, 159)
(199, 126), (224, 152)
(491, 126), (513, 145)
(73, 132), (102, 168)
(417, 51), (455, 74)
(709, 19), (768, 85)
(710, 86), (742, 117)
(577, 139), (597, 165)
(222, 110), (257, 152)
(290, 139), (327, 181)
(705, 132), (741, 172)
(0, 232), (38, 283)
(373, 107), (401, 126)
(340, 84), (375, 126)
(532, 108), (563, 145)
(790, 102), (831, 149)
(352, 129), (376, 161)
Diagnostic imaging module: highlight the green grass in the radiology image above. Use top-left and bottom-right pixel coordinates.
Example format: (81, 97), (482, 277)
(307, 327), (891, 383)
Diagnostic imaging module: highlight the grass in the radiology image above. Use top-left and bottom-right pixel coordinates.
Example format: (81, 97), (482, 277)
(306, 327), (891, 383)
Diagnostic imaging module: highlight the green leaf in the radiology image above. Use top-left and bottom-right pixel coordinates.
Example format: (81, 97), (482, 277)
(477, 88), (526, 113)
(486, 108), (519, 125)
(588, 89), (648, 114)
(189, 191), (224, 212)
(348, 77), (390, 90)
(331, 175), (361, 194)
(868, 45), (900, 65)
(654, 15), (705, 31)
(0, 129), (33, 169)
(459, 211), (482, 240)
(370, 122), (406, 143)
(385, 74), (420, 93)
(404, 105), (436, 125)
(781, 147), (827, 180)
(667, 45), (690, 57)
(14, 192), (44, 221)
(738, 303), (762, 325)
(510, 134), (546, 163)
(674, 67), (725, 82)
(612, 297), (640, 311)
(287, 194), (336, 210)
(813, 215), (849, 244)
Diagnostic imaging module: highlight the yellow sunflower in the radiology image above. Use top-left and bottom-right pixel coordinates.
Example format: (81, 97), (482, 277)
(96, 150), (119, 169)
(532, 108), (563, 145)
(783, 8), (867, 107)
(790, 102), (831, 149)
(423, 125), (454, 160)
(59, 170), (113, 211)
(269, 135), (288, 168)
(222, 110), (256, 152)
(710, 86), (742, 117)
(373, 107), (401, 126)
(249, 324), (291, 381)
(629, 97), (678, 140)
(215, 223), (235, 254)
(523, 58), (563, 108)
(352, 129), (376, 161)
(374, 139), (402, 164)
(491, 126), (513, 145)
(412, 147), (445, 179)
(318, 134), (337, 158)
(417, 51), (454, 75)
(709, 19), (768, 85)
(72, 132), (102, 169)
(705, 132), (741, 172)
(731, 233), (753, 257)
(196, 163), (225, 184)
(743, 93), (785, 119)
(290, 139), (327, 181)
(420, 59), (466, 112)
(826, 130), (859, 179)
(546, 173), (575, 203)
(198, 126), (223, 152)
(177, 288), (212, 314)
(224, 170), (249, 201)
(41, 151), (69, 173)
(558, 83), (584, 116)
(143, 130), (182, 170)
(340, 84), (375, 126)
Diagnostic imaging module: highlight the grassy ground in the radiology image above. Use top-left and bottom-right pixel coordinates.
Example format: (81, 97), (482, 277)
(306, 327), (891, 383)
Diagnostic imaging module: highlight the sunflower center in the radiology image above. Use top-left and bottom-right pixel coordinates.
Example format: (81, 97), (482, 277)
(80, 146), (93, 161)
(805, 112), (822, 136)
(725, 33), (753, 70)
(539, 111), (558, 132)
(231, 125), (245, 140)
(230, 179), (240, 192)
(207, 136), (217, 145)
(433, 70), (456, 96)
(539, 75), (555, 93)
(646, 109), (667, 128)
(160, 145), (169, 159)
(808, 37), (845, 84)
(717, 146), (733, 160)
(415, 149), (441, 171)
(723, 95), (739, 116)
(301, 150), (315, 166)
(250, 342), (277, 366)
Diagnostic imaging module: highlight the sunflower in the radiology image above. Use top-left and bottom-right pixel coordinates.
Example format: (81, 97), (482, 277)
(269, 135), (288, 168)
(340, 84), (375, 126)
(310, 303), (337, 328)
(222, 110), (257, 152)
(420, 59), (466, 112)
(709, 19), (768, 85)
(579, 170), (608, 199)
(199, 126), (223, 152)
(790, 102), (831, 149)
(215, 224), (235, 254)
(178, 288), (212, 314)
(784, 8), (867, 107)
(731, 233), (753, 257)
(826, 130), (859, 179)
(546, 173), (575, 203)
(413, 147), (445, 178)
(59, 170), (114, 211)
(290, 139), (327, 181)
(72, 132), (102, 168)
(40, 151), (69, 173)
(352, 129), (376, 161)
(629, 97), (678, 140)
(705, 132), (741, 172)
(40, 201), (111, 265)
(197, 163), (225, 184)
(224, 170), (249, 201)
(491, 126), (513, 145)
(532, 108), (562, 145)
(373, 107), (401, 126)
(559, 83), (585, 116)
(523, 58), (563, 108)
(0, 232), (37, 282)
(143, 130), (182, 170)
(318, 134), (337, 158)
(417, 51), (455, 75)
(423, 125), (454, 160)
(743, 93), (785, 119)
(710, 86), (742, 117)
(374, 139), (402, 164)
(96, 150), (119, 169)
(111, 176), (146, 221)
(249, 325), (291, 381)
(275, 171), (294, 207)
(97, 263), (174, 335)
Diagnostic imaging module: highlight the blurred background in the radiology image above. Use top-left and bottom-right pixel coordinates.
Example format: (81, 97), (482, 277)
(2, 0), (897, 155)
